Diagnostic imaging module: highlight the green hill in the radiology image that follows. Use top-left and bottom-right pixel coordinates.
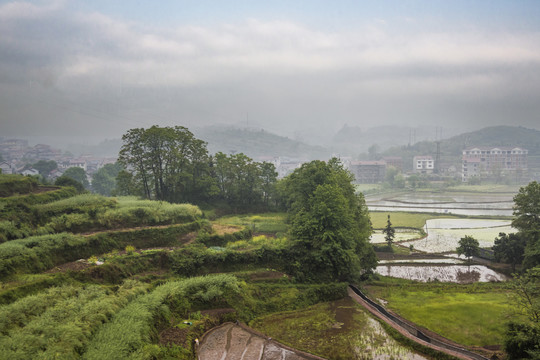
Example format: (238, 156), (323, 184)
(194, 125), (330, 160)
(383, 126), (540, 173)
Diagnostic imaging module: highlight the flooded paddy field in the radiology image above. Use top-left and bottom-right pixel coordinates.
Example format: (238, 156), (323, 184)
(370, 229), (423, 244)
(375, 264), (508, 283)
(404, 218), (515, 253)
(366, 190), (515, 216)
(250, 298), (428, 360)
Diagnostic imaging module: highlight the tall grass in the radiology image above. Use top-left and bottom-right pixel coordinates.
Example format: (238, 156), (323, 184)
(35, 194), (117, 216)
(215, 212), (288, 234)
(0, 280), (148, 359)
(83, 274), (240, 360)
(0, 175), (38, 197)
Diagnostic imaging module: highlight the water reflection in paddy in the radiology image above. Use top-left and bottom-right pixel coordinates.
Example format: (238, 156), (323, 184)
(375, 265), (507, 283)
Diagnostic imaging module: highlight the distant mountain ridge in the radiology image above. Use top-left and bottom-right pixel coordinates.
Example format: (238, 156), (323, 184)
(193, 125), (331, 160)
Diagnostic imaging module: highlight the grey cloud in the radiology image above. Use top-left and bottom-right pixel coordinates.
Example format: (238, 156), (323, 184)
(1, 1), (540, 142)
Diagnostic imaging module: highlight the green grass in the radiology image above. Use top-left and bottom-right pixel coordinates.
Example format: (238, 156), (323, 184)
(445, 184), (521, 193)
(215, 212), (288, 234)
(365, 280), (511, 347)
(355, 183), (382, 193)
(370, 211), (458, 229)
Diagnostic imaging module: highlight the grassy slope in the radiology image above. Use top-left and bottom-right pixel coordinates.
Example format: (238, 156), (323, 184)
(365, 279), (511, 347)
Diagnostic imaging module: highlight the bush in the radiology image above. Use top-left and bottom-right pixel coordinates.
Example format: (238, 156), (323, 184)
(0, 175), (38, 197)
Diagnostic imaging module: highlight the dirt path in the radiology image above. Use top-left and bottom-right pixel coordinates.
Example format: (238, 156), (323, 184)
(198, 323), (326, 360)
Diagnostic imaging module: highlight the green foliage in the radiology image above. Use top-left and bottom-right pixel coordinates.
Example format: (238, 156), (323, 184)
(118, 125), (217, 204)
(366, 280), (511, 347)
(0, 281), (148, 359)
(504, 267), (540, 358)
(382, 214), (395, 249)
(493, 232), (526, 271)
(456, 235), (480, 263)
(504, 321), (540, 359)
(0, 175), (38, 197)
(92, 163), (123, 196)
(55, 175), (86, 192)
(213, 152), (278, 210)
(125, 245), (136, 255)
(83, 274), (240, 359)
(35, 194), (116, 217)
(513, 181), (540, 269)
(215, 212), (288, 234)
(281, 158), (376, 282)
(196, 227), (252, 247)
(62, 167), (90, 189)
(0, 221), (202, 279)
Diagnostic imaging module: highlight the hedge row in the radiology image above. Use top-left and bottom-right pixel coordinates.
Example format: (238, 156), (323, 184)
(196, 227), (253, 247)
(83, 274), (240, 360)
(0, 221), (203, 279)
(0, 175), (38, 197)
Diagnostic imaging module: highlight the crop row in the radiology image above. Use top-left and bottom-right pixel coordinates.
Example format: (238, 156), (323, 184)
(0, 221), (203, 278)
(0, 280), (148, 359)
(83, 274), (240, 359)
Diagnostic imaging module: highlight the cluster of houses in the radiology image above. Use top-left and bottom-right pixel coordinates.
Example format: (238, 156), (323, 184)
(1, 137), (531, 185)
(345, 146), (529, 184)
(0, 138), (116, 183)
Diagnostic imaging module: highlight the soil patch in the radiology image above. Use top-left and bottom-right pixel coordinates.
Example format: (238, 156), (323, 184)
(249, 270), (287, 281)
(212, 223), (242, 235)
(45, 259), (94, 274)
(159, 327), (190, 346)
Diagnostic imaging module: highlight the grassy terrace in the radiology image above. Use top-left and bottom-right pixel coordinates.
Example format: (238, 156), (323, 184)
(214, 212), (288, 234)
(369, 211), (459, 229)
(364, 277), (512, 347)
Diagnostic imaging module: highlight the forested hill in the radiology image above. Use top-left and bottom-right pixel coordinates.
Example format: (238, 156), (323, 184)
(194, 125), (331, 159)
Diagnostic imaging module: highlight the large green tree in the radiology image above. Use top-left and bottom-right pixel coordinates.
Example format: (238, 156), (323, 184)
(281, 158), (376, 282)
(213, 152), (277, 210)
(493, 232), (526, 272)
(456, 235), (480, 265)
(513, 181), (540, 269)
(118, 126), (215, 203)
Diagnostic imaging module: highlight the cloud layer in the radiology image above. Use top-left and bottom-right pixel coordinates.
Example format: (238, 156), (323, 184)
(1, 1), (540, 141)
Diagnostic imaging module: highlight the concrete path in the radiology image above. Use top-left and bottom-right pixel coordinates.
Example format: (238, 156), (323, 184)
(198, 323), (325, 360)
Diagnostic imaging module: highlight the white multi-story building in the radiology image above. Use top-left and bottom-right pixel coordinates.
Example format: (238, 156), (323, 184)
(413, 156), (434, 174)
(461, 146), (528, 182)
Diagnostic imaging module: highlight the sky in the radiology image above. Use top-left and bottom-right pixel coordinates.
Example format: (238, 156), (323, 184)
(1, 0), (540, 145)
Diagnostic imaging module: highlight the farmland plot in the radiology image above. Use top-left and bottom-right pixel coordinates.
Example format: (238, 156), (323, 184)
(375, 265), (507, 283)
(370, 229), (423, 244)
(404, 219), (515, 253)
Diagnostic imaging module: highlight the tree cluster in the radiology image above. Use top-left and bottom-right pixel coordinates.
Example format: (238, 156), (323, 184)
(117, 126), (278, 211)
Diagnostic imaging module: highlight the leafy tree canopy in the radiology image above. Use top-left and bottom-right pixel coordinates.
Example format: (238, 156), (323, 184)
(92, 163), (123, 196)
(456, 235), (480, 263)
(513, 181), (540, 269)
(62, 167), (89, 189)
(281, 158), (376, 282)
(493, 232), (526, 271)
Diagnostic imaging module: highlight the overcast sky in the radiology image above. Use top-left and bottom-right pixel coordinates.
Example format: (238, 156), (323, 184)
(1, 0), (540, 144)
